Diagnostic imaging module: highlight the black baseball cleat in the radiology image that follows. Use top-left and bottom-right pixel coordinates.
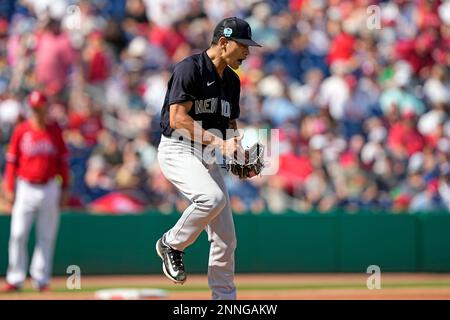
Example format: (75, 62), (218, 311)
(156, 236), (187, 284)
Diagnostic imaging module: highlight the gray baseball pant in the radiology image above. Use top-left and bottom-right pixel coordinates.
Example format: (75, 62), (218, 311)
(157, 134), (237, 300)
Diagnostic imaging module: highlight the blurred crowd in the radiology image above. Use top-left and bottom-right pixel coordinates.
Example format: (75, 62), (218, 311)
(0, 0), (449, 215)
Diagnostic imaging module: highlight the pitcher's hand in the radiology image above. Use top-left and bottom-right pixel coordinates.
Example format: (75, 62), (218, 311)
(215, 136), (244, 160)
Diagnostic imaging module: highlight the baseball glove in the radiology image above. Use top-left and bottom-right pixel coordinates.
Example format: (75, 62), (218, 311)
(226, 142), (265, 179)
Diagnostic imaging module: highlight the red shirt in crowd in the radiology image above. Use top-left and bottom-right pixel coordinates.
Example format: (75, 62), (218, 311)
(278, 152), (313, 190)
(387, 122), (425, 156)
(68, 111), (103, 146)
(395, 33), (435, 74)
(148, 25), (187, 58)
(87, 49), (109, 83)
(35, 31), (76, 94)
(416, 0), (442, 30)
(327, 32), (355, 65)
(3, 120), (70, 192)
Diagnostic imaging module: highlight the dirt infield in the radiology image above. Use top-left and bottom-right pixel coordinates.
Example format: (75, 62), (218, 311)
(1, 273), (450, 300)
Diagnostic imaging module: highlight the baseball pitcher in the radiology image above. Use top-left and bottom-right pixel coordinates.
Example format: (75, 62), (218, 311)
(156, 17), (262, 300)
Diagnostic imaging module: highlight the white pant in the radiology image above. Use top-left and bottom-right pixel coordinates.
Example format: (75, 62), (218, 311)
(7, 178), (61, 287)
(158, 135), (237, 300)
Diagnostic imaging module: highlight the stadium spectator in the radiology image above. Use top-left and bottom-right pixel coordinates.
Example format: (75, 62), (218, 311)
(35, 18), (76, 101)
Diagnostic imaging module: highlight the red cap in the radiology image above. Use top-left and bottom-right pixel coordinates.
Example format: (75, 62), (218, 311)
(28, 91), (47, 109)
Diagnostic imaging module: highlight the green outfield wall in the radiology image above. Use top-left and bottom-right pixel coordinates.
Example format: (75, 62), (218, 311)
(0, 211), (449, 276)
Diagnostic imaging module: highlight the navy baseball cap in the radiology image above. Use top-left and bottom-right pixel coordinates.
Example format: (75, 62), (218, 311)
(212, 17), (262, 47)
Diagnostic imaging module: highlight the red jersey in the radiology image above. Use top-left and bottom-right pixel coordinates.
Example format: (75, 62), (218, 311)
(4, 120), (70, 192)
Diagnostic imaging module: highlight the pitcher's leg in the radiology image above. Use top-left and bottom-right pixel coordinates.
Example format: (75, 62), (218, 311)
(6, 181), (37, 287)
(30, 181), (60, 288)
(206, 166), (237, 300)
(158, 147), (226, 251)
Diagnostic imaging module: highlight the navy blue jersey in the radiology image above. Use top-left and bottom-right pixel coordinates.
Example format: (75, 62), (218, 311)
(160, 51), (240, 139)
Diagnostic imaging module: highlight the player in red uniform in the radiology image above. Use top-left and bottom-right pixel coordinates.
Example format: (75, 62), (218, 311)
(2, 91), (69, 292)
